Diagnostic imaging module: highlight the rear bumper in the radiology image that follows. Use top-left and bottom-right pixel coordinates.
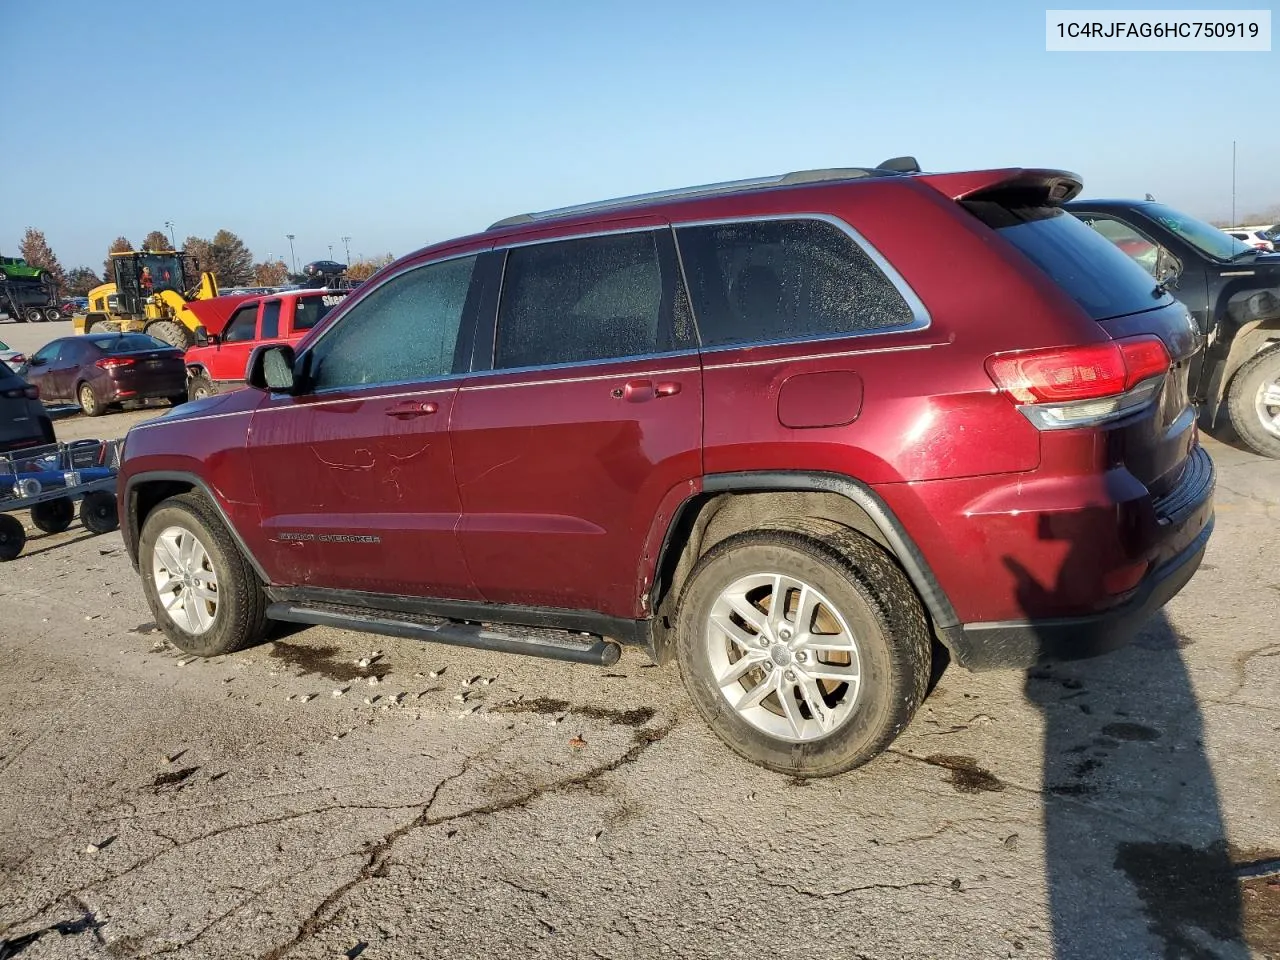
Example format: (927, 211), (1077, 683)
(940, 481), (1214, 670)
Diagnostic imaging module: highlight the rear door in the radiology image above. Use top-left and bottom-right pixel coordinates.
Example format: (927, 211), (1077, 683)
(450, 227), (702, 618)
(248, 254), (483, 599)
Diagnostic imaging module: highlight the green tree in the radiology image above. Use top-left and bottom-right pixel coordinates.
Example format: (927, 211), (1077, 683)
(104, 236), (134, 281)
(65, 267), (102, 297)
(201, 229), (253, 286)
(20, 228), (67, 293)
(182, 235), (212, 275)
(252, 260), (289, 286)
(142, 230), (172, 251)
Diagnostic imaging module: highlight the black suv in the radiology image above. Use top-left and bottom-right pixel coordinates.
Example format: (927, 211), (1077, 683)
(0, 366), (54, 454)
(1068, 199), (1280, 457)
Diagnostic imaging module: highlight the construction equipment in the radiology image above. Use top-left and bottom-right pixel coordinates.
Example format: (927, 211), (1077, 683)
(77, 249), (219, 349)
(0, 256), (60, 323)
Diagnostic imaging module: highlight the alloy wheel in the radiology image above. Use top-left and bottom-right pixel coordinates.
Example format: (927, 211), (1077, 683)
(705, 572), (862, 742)
(1256, 375), (1280, 439)
(151, 525), (220, 634)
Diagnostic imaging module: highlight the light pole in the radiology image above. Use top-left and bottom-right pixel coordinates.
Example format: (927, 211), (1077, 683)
(286, 234), (297, 274)
(164, 220), (176, 248)
(1231, 140), (1237, 227)
(328, 243), (334, 260)
(341, 236), (351, 264)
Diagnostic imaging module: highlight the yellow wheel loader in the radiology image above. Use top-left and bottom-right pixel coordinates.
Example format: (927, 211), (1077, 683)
(77, 250), (219, 349)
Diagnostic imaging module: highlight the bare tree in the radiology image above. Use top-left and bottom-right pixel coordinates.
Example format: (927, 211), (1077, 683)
(20, 228), (67, 293)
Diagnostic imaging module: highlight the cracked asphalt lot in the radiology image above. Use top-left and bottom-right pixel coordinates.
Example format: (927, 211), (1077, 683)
(0, 427), (1277, 959)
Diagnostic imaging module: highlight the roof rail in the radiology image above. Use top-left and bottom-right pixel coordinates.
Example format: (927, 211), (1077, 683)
(488, 158), (920, 230)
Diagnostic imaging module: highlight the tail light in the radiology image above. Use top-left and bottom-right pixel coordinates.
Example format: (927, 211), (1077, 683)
(96, 357), (136, 372)
(986, 335), (1171, 429)
(10, 354), (24, 365)
(1, 384), (38, 400)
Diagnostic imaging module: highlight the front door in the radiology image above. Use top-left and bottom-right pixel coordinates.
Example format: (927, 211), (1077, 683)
(450, 227), (702, 618)
(24, 341), (66, 401)
(248, 253), (484, 599)
(213, 302), (262, 383)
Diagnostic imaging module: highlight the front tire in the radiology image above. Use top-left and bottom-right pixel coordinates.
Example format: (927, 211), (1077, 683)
(187, 374), (217, 402)
(675, 521), (930, 778)
(138, 493), (267, 657)
(146, 320), (193, 350)
(1227, 344), (1280, 459)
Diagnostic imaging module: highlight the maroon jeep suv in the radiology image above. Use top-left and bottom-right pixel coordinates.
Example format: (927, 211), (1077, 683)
(118, 158), (1213, 777)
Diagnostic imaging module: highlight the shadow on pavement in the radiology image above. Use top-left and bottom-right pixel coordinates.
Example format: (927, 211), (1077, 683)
(1006, 511), (1264, 958)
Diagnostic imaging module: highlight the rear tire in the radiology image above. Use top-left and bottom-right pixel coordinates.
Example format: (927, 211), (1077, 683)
(24, 308), (43, 323)
(146, 320), (193, 350)
(31, 497), (74, 534)
(675, 520), (931, 777)
(138, 493), (268, 657)
(1227, 344), (1280, 459)
(80, 491), (119, 534)
(0, 515), (26, 560)
(44, 307), (62, 322)
(77, 381), (103, 417)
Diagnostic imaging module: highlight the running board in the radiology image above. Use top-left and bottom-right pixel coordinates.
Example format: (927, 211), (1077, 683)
(265, 602), (622, 667)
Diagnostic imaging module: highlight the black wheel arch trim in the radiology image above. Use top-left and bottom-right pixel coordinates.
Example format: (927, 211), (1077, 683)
(122, 470), (270, 583)
(689, 471), (961, 631)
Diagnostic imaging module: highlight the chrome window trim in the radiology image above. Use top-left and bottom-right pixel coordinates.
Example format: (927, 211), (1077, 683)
(461, 361), (701, 392)
(297, 213), (930, 387)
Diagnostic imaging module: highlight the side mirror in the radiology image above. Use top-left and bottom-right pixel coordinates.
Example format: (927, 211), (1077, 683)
(194, 326), (209, 347)
(28, 356), (47, 367)
(247, 344), (298, 393)
(1155, 248), (1182, 288)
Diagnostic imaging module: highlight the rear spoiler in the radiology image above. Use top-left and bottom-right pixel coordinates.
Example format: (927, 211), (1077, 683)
(918, 168), (1083, 205)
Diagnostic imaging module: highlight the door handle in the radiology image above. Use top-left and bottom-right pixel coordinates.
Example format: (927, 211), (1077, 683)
(385, 400), (439, 419)
(614, 379), (682, 403)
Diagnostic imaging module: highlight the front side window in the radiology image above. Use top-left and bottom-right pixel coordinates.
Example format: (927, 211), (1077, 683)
(495, 231), (671, 369)
(30, 342), (62, 365)
(676, 219), (916, 348)
(1075, 215), (1162, 276)
(222, 305), (259, 343)
(307, 256), (476, 391)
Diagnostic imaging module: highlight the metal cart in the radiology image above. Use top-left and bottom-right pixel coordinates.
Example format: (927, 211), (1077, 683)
(0, 439), (124, 561)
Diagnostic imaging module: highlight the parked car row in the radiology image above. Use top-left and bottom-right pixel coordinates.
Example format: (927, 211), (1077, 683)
(1223, 226), (1276, 252)
(116, 158), (1218, 778)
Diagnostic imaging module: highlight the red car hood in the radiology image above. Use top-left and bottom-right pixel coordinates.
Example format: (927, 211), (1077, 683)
(184, 294), (258, 335)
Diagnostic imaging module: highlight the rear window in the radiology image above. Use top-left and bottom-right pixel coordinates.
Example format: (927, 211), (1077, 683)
(967, 202), (1172, 322)
(294, 293), (346, 331)
(675, 219), (916, 348)
(91, 334), (171, 354)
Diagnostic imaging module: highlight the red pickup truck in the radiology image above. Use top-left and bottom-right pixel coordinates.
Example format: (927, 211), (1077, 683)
(183, 289), (349, 400)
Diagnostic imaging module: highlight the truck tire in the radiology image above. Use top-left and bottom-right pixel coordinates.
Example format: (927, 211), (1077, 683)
(0, 515), (25, 561)
(188, 374), (217, 402)
(80, 491), (119, 534)
(138, 492), (268, 657)
(24, 307), (43, 323)
(43, 307), (62, 322)
(675, 521), (931, 778)
(146, 320), (193, 350)
(31, 497), (74, 534)
(1226, 343), (1280, 459)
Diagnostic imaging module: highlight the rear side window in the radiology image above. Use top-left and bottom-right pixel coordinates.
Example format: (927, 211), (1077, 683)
(293, 293), (345, 331)
(495, 231), (672, 369)
(967, 202), (1172, 321)
(676, 219), (916, 349)
(261, 301), (282, 339)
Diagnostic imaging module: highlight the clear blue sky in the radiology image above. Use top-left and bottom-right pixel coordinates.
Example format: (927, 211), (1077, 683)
(3, 0), (1276, 272)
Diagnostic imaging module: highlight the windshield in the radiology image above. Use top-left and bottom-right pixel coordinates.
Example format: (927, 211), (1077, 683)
(1140, 203), (1253, 261)
(137, 254), (185, 294)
